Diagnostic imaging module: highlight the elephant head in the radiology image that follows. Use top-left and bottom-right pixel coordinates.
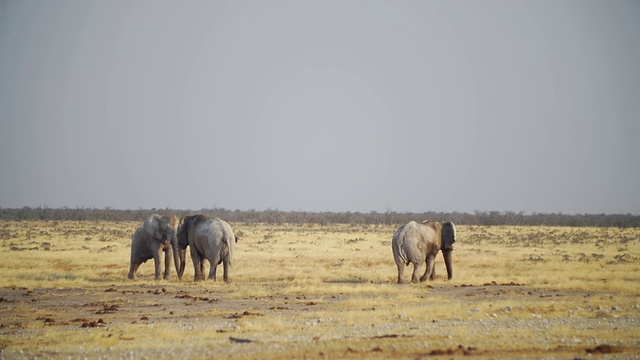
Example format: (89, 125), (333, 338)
(441, 222), (456, 279)
(417, 220), (457, 280)
(144, 214), (181, 279)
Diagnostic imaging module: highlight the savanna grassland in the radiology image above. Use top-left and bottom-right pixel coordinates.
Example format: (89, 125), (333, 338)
(1, 220), (639, 359)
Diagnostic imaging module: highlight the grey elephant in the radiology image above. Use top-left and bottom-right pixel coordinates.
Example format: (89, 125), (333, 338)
(177, 215), (237, 282)
(128, 214), (181, 280)
(391, 220), (456, 284)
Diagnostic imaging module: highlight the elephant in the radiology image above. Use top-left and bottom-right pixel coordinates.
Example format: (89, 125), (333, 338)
(391, 220), (456, 284)
(128, 214), (181, 280)
(177, 215), (238, 282)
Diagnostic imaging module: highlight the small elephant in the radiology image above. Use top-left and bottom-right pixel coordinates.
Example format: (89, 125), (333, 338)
(392, 220), (456, 284)
(128, 214), (181, 280)
(177, 215), (237, 282)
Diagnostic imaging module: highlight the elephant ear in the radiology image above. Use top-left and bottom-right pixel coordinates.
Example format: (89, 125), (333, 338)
(441, 222), (456, 251)
(143, 214), (164, 240)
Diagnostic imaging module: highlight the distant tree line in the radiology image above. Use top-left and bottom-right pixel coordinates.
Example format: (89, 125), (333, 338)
(0, 207), (638, 228)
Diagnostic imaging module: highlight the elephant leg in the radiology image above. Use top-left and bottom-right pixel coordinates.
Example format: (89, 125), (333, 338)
(206, 255), (219, 281)
(163, 249), (172, 280)
(128, 246), (142, 279)
(222, 256), (231, 283)
(199, 260), (206, 281)
(191, 247), (203, 281)
(411, 261), (422, 283)
(134, 262), (144, 279)
(430, 261), (437, 280)
(152, 248), (163, 280)
(136, 262), (143, 274)
(421, 255), (436, 282)
(395, 261), (405, 284)
(128, 260), (140, 280)
(208, 263), (217, 281)
(205, 253), (221, 281)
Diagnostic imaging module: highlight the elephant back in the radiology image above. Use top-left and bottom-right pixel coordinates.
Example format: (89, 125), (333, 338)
(178, 215), (210, 247)
(421, 220), (443, 233)
(188, 215), (209, 231)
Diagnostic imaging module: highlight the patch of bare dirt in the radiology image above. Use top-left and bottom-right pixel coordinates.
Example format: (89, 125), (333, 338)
(0, 283), (638, 359)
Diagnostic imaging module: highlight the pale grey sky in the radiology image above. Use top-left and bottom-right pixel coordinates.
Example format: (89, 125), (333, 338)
(1, 1), (639, 214)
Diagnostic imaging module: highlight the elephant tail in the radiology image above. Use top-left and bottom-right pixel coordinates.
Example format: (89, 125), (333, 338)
(392, 227), (409, 265)
(225, 233), (234, 265)
(399, 233), (409, 265)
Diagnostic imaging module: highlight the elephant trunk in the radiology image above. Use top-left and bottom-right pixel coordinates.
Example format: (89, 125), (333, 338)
(173, 245), (182, 280)
(168, 233), (181, 280)
(441, 222), (456, 280)
(178, 248), (187, 280)
(443, 250), (453, 280)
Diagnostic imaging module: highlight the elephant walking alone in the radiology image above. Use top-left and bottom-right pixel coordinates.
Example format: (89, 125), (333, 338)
(392, 220), (456, 284)
(128, 214), (181, 280)
(177, 215), (237, 282)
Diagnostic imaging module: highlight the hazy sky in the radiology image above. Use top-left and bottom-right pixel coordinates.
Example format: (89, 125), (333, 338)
(1, 1), (639, 214)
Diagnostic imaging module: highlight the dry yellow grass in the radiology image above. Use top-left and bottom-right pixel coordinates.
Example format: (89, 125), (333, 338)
(1, 220), (639, 358)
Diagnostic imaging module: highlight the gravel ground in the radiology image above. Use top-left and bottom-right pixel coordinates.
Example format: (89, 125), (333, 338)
(1, 284), (639, 359)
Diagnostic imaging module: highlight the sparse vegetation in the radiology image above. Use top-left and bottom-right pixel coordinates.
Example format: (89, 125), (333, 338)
(0, 219), (639, 358)
(1, 207), (639, 227)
